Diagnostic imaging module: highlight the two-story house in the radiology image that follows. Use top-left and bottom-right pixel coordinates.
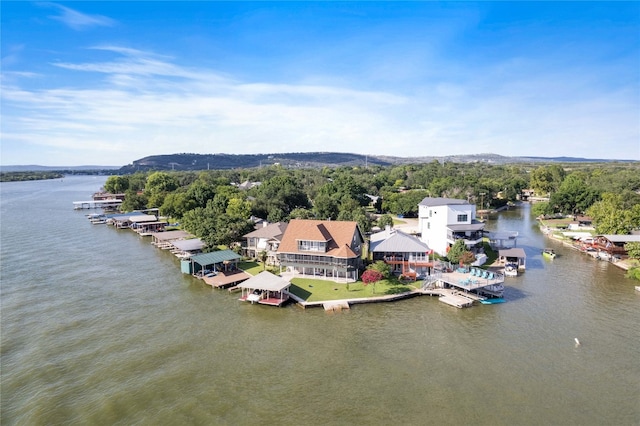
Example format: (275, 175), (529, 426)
(242, 221), (288, 266)
(277, 219), (364, 282)
(418, 197), (485, 257)
(369, 226), (432, 280)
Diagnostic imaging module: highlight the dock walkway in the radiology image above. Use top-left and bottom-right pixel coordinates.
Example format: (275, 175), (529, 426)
(290, 285), (484, 310)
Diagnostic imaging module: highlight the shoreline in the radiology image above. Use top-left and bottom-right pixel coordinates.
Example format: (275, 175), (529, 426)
(537, 219), (635, 271)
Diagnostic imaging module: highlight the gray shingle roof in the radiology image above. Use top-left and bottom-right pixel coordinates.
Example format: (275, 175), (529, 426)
(419, 197), (469, 207)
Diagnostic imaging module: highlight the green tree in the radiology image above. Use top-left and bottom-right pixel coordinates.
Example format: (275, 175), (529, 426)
(447, 239), (467, 264)
(377, 214), (394, 230)
(530, 165), (566, 196)
(259, 250), (268, 270)
(185, 178), (216, 208)
(289, 207), (315, 219)
(160, 192), (196, 219)
(145, 172), (179, 208)
(531, 202), (551, 218)
(103, 175), (129, 193)
(120, 189), (147, 212)
(226, 197), (252, 219)
(369, 260), (391, 279)
(145, 171), (179, 194)
(586, 193), (639, 234)
(252, 174), (310, 221)
(313, 193), (339, 220)
(548, 172), (599, 215)
(624, 242), (640, 260)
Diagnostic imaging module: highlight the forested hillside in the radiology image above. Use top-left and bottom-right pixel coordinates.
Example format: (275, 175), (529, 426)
(103, 161), (640, 249)
(116, 152), (625, 173)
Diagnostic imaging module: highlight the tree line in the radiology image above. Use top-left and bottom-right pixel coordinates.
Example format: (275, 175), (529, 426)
(103, 161), (640, 248)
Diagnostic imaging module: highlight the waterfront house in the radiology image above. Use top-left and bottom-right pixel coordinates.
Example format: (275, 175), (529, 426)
(418, 197), (485, 257)
(242, 221), (288, 265)
(276, 219), (364, 282)
(369, 226), (433, 280)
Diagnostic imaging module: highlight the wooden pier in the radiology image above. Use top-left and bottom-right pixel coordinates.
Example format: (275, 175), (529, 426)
(73, 199), (122, 210)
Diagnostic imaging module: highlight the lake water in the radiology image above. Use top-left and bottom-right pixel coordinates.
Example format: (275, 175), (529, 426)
(1, 176), (638, 425)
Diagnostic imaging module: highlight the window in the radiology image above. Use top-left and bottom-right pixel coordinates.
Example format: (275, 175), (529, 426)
(457, 214), (468, 222)
(298, 240), (326, 252)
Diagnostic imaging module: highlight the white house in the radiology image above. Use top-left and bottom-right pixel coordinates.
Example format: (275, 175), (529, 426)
(418, 197), (485, 257)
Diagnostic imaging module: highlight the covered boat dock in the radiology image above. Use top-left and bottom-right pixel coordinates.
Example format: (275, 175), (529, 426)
(171, 238), (205, 258)
(187, 250), (250, 288)
(237, 271), (291, 306)
(498, 247), (526, 270)
(149, 230), (192, 249)
(73, 199), (123, 210)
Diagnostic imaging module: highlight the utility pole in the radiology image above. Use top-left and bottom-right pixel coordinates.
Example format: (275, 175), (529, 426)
(479, 192), (485, 212)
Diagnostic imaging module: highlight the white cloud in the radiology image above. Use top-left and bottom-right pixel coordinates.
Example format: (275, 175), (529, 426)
(1, 46), (638, 166)
(42, 2), (116, 30)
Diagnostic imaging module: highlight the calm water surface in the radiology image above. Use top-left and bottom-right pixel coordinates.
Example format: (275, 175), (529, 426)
(1, 176), (638, 425)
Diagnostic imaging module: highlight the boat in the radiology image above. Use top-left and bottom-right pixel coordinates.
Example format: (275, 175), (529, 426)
(542, 248), (556, 259)
(88, 213), (107, 224)
(480, 298), (505, 305)
(504, 262), (518, 277)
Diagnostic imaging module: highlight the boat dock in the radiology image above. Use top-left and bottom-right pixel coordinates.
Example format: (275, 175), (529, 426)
(73, 199), (123, 210)
(202, 270), (251, 288)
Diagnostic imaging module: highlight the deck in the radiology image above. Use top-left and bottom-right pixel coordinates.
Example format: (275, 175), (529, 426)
(73, 199), (123, 210)
(239, 294), (290, 306)
(202, 270), (251, 288)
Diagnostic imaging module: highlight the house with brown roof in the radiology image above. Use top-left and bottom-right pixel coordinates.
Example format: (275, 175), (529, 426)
(276, 219), (364, 282)
(242, 221), (288, 265)
(592, 234), (640, 259)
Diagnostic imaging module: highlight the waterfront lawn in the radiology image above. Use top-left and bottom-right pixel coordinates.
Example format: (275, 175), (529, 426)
(289, 277), (415, 302)
(238, 261), (262, 276)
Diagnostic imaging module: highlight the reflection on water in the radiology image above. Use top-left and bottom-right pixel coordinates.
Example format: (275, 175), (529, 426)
(1, 178), (638, 425)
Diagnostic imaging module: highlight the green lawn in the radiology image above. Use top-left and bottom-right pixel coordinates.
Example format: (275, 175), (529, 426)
(288, 277), (416, 302)
(238, 261), (262, 276)
(237, 261), (418, 302)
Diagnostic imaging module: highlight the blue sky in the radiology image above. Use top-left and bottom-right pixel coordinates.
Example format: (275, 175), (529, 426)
(1, 1), (639, 166)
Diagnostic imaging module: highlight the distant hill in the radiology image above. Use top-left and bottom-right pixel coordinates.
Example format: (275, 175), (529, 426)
(0, 165), (120, 172)
(117, 152), (632, 173)
(2, 153), (632, 173)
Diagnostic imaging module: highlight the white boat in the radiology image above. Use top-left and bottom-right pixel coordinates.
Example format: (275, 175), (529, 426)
(88, 213), (107, 224)
(504, 263), (518, 277)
